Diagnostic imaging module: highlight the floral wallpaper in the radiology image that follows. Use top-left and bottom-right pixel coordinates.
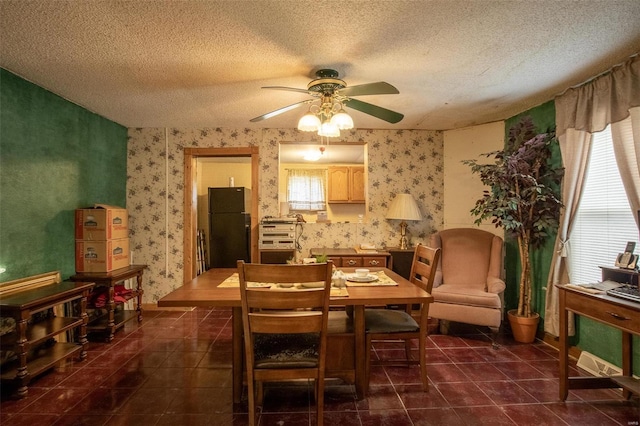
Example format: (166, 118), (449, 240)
(127, 127), (443, 302)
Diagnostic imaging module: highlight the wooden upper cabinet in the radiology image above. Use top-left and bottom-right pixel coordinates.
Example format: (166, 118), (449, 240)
(350, 167), (366, 202)
(328, 166), (365, 203)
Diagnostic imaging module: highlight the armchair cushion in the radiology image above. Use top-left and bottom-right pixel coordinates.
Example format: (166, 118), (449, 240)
(364, 309), (419, 333)
(432, 284), (502, 309)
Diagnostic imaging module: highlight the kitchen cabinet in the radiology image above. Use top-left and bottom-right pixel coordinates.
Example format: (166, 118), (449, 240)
(328, 166), (365, 203)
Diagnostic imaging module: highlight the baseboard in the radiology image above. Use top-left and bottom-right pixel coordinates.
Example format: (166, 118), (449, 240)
(142, 303), (194, 312)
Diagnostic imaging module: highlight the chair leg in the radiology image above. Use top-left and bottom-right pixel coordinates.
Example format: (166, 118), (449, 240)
(247, 380), (256, 426)
(365, 334), (372, 395)
(404, 338), (412, 362)
(419, 335), (428, 391)
(257, 381), (264, 406)
(488, 326), (501, 349)
(315, 377), (324, 426)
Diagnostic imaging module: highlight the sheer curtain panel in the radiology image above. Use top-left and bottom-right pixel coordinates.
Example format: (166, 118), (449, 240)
(545, 54), (640, 336)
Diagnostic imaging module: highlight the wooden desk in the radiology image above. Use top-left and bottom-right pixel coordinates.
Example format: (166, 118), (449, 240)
(558, 284), (640, 400)
(158, 267), (433, 402)
(70, 265), (146, 342)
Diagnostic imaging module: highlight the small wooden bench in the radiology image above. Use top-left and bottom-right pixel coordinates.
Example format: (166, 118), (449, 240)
(0, 271), (93, 397)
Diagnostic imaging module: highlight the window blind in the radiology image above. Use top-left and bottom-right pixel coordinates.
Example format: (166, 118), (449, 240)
(569, 126), (639, 284)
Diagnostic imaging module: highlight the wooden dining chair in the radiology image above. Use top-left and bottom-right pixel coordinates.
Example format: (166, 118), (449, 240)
(237, 260), (333, 426)
(364, 244), (440, 391)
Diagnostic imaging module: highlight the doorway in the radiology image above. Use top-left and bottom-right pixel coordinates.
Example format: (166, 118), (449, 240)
(183, 147), (259, 284)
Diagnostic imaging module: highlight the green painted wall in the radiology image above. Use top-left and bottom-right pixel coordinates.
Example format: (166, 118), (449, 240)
(0, 68), (127, 282)
(504, 100), (639, 375)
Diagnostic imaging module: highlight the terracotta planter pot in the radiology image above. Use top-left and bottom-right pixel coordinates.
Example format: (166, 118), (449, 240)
(507, 309), (540, 343)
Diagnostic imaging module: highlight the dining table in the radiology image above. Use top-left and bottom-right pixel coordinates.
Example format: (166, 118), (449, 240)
(157, 266), (433, 402)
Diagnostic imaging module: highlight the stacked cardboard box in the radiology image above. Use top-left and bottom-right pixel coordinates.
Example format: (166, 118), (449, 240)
(75, 204), (130, 273)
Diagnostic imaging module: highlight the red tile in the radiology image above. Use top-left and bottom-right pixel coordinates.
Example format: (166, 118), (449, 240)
(456, 363), (510, 382)
(435, 382), (494, 407)
(359, 409), (413, 425)
(395, 383), (449, 409)
(494, 361), (547, 380)
(407, 407), (462, 425)
(355, 385), (404, 411)
(20, 387), (88, 414)
(454, 405), (517, 425)
(424, 363), (469, 383)
(478, 380), (537, 405)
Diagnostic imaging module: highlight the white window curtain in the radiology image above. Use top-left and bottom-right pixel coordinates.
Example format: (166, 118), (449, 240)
(287, 169), (326, 211)
(545, 54), (640, 336)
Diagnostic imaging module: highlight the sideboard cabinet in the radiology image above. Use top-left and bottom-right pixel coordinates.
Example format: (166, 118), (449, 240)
(310, 248), (390, 268)
(0, 280), (93, 397)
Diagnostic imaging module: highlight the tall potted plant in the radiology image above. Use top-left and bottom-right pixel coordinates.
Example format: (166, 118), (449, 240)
(463, 116), (563, 343)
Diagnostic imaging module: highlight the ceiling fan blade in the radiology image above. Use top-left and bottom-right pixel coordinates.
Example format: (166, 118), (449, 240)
(250, 100), (310, 122)
(344, 98), (404, 124)
(338, 82), (399, 97)
(262, 86), (310, 94)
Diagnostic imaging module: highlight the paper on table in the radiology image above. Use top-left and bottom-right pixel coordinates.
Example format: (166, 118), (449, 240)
(565, 280), (623, 294)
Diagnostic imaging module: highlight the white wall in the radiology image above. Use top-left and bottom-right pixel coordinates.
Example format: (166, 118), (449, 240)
(443, 121), (505, 237)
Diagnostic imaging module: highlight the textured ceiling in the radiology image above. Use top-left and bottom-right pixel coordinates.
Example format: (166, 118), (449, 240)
(1, 0), (639, 131)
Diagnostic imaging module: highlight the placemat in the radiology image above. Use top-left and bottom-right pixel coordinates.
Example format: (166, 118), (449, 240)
(344, 270), (398, 287)
(216, 273), (349, 297)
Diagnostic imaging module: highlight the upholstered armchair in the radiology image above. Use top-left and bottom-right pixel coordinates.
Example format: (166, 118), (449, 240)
(428, 228), (505, 333)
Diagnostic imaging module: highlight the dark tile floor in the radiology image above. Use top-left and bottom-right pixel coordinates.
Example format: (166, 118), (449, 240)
(1, 307), (638, 425)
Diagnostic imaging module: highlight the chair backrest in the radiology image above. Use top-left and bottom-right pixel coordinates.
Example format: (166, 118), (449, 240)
(237, 260), (333, 366)
(429, 228), (503, 290)
(408, 244), (440, 295)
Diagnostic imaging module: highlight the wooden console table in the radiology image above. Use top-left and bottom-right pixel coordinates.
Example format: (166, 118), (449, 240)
(70, 264), (146, 342)
(0, 281), (93, 397)
(558, 267), (640, 400)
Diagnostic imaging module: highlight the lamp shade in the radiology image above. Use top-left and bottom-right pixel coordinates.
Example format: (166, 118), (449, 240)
(330, 110), (354, 130)
(386, 193), (421, 221)
(317, 121), (340, 137)
(297, 113), (321, 132)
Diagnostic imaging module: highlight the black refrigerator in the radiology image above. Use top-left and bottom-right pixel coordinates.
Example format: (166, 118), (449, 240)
(208, 187), (252, 268)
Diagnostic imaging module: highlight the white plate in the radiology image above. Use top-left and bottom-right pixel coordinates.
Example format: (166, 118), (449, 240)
(278, 283), (294, 288)
(346, 274), (379, 283)
(300, 281), (325, 288)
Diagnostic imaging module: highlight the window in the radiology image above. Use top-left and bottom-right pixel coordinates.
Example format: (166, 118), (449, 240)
(569, 126), (639, 283)
(287, 169), (326, 211)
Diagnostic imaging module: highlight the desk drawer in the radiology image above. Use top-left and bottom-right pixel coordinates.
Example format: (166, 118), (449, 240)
(566, 294), (640, 334)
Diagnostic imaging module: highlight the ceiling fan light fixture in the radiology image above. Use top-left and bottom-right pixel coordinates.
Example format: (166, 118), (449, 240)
(297, 112), (321, 132)
(330, 109), (354, 130)
(318, 121), (340, 138)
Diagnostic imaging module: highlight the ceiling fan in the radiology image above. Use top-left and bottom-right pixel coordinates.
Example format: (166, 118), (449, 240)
(250, 69), (404, 134)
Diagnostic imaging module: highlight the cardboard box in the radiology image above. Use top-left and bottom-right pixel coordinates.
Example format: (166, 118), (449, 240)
(75, 204), (128, 240)
(75, 238), (130, 273)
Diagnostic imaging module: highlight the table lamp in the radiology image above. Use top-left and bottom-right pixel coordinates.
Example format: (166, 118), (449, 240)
(386, 193), (421, 249)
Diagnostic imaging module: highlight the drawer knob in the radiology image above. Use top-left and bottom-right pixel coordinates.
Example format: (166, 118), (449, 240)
(369, 260), (379, 265)
(347, 260), (357, 266)
(606, 311), (631, 321)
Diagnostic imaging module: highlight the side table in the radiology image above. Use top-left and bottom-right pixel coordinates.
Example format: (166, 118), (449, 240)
(70, 264), (146, 342)
(0, 281), (93, 397)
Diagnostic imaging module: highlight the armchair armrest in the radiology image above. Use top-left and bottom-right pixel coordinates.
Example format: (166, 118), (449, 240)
(487, 276), (505, 294)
